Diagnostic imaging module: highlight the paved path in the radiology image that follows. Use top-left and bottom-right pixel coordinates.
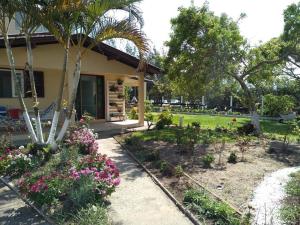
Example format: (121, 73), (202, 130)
(97, 137), (193, 225)
(0, 180), (49, 225)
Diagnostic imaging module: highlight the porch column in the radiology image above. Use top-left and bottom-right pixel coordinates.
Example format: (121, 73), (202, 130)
(138, 72), (145, 126)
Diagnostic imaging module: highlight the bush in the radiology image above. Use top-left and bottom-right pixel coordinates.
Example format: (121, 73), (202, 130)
(264, 94), (295, 117)
(0, 146), (35, 177)
(18, 172), (69, 206)
(175, 165), (184, 177)
(128, 107), (138, 120)
(184, 189), (241, 225)
(159, 160), (173, 176)
(156, 111), (173, 130)
(227, 152), (237, 164)
(202, 154), (215, 168)
(237, 123), (255, 135)
(65, 127), (98, 154)
(71, 204), (110, 225)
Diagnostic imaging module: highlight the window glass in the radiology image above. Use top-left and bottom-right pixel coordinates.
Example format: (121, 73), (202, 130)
(0, 70), (12, 98)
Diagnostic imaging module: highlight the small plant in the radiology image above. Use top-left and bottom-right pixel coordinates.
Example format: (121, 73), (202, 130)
(109, 84), (118, 92)
(227, 152), (237, 164)
(236, 136), (251, 161)
(202, 154), (215, 168)
(237, 123), (255, 135)
(184, 189), (241, 225)
(159, 160), (173, 176)
(145, 113), (154, 130)
(116, 78), (124, 85)
(175, 165), (184, 177)
(128, 107), (138, 120)
(117, 93), (125, 99)
(109, 102), (118, 107)
(156, 110), (173, 130)
(191, 121), (201, 129)
(213, 139), (226, 166)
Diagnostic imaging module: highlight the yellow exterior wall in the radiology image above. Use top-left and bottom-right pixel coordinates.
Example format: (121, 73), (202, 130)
(0, 43), (141, 120)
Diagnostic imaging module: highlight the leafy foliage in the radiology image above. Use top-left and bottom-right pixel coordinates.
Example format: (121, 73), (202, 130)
(184, 189), (241, 225)
(263, 94), (295, 117)
(156, 110), (173, 129)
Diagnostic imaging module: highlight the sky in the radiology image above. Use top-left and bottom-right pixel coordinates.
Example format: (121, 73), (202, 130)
(139, 0), (298, 53)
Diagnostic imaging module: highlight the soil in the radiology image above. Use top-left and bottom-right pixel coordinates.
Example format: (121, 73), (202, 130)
(118, 134), (300, 214)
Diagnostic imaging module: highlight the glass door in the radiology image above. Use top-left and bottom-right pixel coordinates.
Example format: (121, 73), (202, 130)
(75, 75), (105, 120)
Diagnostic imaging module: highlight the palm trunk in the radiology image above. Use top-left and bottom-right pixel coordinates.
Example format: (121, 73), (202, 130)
(3, 34), (38, 142)
(25, 34), (44, 144)
(47, 39), (70, 145)
(56, 52), (82, 142)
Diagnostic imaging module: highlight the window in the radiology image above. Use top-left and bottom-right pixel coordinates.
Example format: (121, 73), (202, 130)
(0, 70), (12, 97)
(0, 69), (44, 98)
(24, 71), (45, 98)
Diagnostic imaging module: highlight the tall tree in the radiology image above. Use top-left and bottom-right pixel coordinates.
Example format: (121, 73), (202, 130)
(165, 5), (283, 133)
(0, 0), (38, 142)
(282, 2), (300, 79)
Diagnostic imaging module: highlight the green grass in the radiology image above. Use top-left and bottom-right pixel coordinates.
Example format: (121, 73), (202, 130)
(280, 171), (300, 225)
(152, 113), (298, 141)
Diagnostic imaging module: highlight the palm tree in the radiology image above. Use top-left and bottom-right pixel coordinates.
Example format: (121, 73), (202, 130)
(17, 0), (47, 144)
(0, 0), (38, 142)
(49, 0), (149, 142)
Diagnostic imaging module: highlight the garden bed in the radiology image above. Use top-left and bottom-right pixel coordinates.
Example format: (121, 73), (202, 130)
(115, 127), (300, 223)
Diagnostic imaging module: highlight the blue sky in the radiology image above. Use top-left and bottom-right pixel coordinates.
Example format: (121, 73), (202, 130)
(139, 0), (298, 52)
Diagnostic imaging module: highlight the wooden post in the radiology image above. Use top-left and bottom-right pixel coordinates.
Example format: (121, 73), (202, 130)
(230, 96), (233, 112)
(138, 72), (145, 126)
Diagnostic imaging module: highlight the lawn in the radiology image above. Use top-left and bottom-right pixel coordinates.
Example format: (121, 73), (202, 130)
(152, 113), (298, 141)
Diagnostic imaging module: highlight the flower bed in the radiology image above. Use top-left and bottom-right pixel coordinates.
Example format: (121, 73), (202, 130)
(0, 120), (120, 224)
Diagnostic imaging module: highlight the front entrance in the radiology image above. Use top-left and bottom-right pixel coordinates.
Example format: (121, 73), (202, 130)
(75, 75), (105, 120)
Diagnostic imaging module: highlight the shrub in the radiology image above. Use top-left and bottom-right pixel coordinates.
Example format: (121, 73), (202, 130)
(227, 152), (237, 164)
(202, 154), (215, 168)
(159, 160), (173, 176)
(264, 94), (295, 117)
(184, 189), (241, 225)
(0, 146), (35, 177)
(236, 136), (251, 161)
(71, 204), (110, 225)
(156, 111), (173, 130)
(145, 113), (154, 130)
(175, 165), (184, 177)
(237, 123), (255, 135)
(18, 172), (69, 206)
(128, 107), (138, 120)
(65, 127), (98, 154)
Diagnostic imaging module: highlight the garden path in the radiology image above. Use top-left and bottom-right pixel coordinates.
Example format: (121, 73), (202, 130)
(0, 180), (49, 225)
(250, 166), (300, 225)
(97, 137), (194, 225)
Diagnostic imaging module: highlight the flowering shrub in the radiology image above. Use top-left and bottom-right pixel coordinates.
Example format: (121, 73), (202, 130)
(0, 146), (34, 177)
(18, 172), (69, 206)
(71, 154), (120, 197)
(66, 127), (99, 154)
(18, 153), (120, 207)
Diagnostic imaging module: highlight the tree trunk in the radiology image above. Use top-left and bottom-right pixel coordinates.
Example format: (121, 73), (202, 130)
(56, 52), (82, 142)
(3, 34), (38, 142)
(233, 74), (261, 134)
(25, 34), (44, 144)
(47, 39), (70, 145)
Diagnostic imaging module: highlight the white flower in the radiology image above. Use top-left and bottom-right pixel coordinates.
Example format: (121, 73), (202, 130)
(47, 121), (51, 125)
(19, 146), (25, 150)
(7, 154), (13, 159)
(31, 118), (36, 121)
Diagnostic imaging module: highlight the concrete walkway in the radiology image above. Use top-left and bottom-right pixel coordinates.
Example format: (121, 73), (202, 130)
(0, 180), (48, 225)
(97, 137), (193, 225)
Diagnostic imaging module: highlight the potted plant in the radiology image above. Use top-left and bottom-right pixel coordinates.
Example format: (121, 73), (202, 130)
(109, 102), (118, 107)
(109, 84), (118, 92)
(117, 79), (124, 85)
(117, 93), (125, 99)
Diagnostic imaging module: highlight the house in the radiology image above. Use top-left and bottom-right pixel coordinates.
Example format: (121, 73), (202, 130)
(0, 19), (160, 128)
